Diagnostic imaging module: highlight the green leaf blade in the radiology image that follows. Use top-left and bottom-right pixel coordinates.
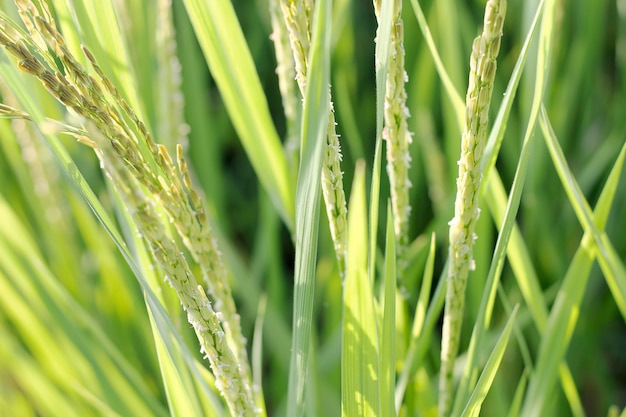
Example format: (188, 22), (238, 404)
(342, 161), (380, 417)
(286, 0), (332, 414)
(460, 306), (519, 417)
(180, 0), (294, 230)
(380, 202), (397, 417)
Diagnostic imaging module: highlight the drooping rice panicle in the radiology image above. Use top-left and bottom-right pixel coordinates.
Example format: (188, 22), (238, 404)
(0, 0), (256, 412)
(92, 133), (258, 417)
(279, 0), (348, 277)
(373, 0), (413, 282)
(52, 8), (251, 386)
(439, 1), (507, 415)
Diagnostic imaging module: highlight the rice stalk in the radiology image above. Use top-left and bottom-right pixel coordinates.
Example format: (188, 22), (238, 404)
(373, 0), (413, 281)
(439, 1), (507, 415)
(278, 0), (348, 277)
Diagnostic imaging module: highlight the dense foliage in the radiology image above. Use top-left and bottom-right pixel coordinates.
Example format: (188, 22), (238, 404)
(0, 0), (624, 416)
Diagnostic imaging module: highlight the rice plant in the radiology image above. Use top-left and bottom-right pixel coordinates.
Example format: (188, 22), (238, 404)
(0, 0), (625, 416)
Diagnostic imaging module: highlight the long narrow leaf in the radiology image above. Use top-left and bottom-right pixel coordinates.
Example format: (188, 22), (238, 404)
(516, 111), (626, 417)
(407, 0), (464, 121)
(395, 232), (436, 408)
(286, 0), (332, 414)
(342, 161), (380, 417)
(459, 306), (519, 417)
(380, 203), (397, 417)
(539, 107), (626, 319)
(0, 197), (168, 417)
(369, 0), (395, 284)
(180, 0), (293, 230)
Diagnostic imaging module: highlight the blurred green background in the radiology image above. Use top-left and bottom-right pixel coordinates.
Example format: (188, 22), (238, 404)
(1, 0), (625, 416)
